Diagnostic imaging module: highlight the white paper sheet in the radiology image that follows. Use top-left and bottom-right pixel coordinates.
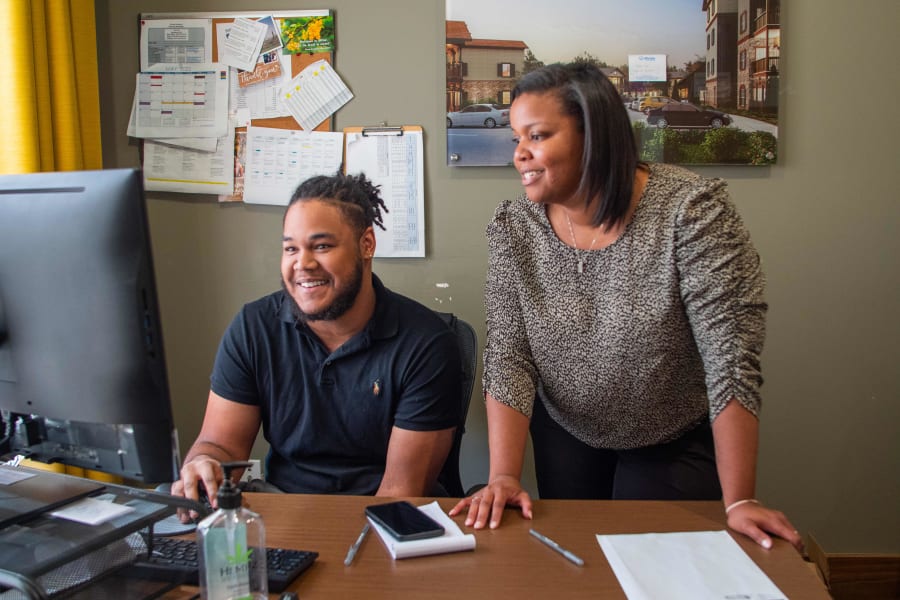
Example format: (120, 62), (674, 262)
(216, 23), (292, 122)
(143, 124), (234, 195)
(127, 92), (219, 152)
(152, 136), (219, 152)
(345, 129), (425, 258)
(231, 59), (289, 123)
(242, 126), (344, 205)
(220, 17), (267, 72)
(140, 18), (212, 71)
(132, 65), (229, 139)
(49, 497), (135, 526)
(597, 530), (787, 600)
(281, 60), (353, 131)
(0, 469), (34, 485)
(368, 501), (476, 560)
(628, 54), (668, 82)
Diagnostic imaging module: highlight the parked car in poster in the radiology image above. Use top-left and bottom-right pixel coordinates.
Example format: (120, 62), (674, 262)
(447, 104), (510, 128)
(645, 103), (732, 129)
(639, 96), (679, 113)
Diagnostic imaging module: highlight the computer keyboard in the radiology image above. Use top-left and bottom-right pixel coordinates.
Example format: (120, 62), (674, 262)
(124, 535), (318, 593)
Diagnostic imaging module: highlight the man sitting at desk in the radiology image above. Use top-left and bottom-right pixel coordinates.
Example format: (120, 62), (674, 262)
(172, 172), (461, 507)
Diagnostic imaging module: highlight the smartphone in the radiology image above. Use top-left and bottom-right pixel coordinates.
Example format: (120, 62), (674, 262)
(365, 501), (445, 542)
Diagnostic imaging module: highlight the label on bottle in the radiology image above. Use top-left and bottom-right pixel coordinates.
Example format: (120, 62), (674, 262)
(203, 523), (253, 600)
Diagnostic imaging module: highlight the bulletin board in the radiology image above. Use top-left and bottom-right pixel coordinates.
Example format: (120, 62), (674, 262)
(140, 10), (335, 132)
(136, 11), (342, 199)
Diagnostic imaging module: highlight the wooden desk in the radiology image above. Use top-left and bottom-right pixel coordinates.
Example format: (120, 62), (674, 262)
(236, 493), (830, 599)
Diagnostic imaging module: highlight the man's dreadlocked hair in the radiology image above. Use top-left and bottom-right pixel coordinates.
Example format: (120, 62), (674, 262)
(286, 171), (388, 233)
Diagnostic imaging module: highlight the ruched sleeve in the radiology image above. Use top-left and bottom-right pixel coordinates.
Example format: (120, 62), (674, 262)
(674, 184), (767, 419)
(482, 200), (540, 417)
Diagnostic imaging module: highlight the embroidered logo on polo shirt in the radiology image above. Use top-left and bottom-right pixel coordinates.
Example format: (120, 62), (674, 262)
(372, 379), (381, 396)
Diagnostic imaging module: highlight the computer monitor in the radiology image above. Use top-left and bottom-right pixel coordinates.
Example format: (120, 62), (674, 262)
(0, 168), (178, 483)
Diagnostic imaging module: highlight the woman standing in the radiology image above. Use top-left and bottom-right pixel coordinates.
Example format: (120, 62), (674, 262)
(450, 63), (801, 552)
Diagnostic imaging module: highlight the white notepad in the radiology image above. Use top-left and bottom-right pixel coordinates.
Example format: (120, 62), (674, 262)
(49, 496), (135, 526)
(597, 530), (787, 600)
(368, 501), (476, 560)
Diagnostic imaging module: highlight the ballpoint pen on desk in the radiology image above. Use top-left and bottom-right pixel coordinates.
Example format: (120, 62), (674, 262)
(344, 522), (371, 566)
(529, 529), (585, 566)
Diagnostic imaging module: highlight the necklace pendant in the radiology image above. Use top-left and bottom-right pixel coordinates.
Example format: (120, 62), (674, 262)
(577, 259), (584, 274)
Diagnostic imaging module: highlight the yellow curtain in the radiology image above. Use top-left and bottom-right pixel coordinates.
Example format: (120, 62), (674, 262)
(1, 0), (102, 174)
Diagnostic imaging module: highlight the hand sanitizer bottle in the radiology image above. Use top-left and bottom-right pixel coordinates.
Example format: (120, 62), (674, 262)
(197, 461), (267, 600)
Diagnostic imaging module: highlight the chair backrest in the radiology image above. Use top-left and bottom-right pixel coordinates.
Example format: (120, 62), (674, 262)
(433, 312), (478, 497)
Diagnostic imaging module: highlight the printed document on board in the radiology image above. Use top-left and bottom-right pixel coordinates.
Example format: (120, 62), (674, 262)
(219, 17), (267, 72)
(140, 18), (212, 71)
(142, 123), (235, 195)
(216, 22), (292, 123)
(281, 60), (353, 131)
(242, 126), (344, 205)
(132, 64), (229, 139)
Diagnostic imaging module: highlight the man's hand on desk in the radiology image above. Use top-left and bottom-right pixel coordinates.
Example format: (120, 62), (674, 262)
(171, 456), (224, 522)
(727, 502), (804, 553)
(448, 474), (533, 529)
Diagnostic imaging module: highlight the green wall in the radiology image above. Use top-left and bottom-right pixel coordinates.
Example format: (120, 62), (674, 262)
(96, 0), (899, 552)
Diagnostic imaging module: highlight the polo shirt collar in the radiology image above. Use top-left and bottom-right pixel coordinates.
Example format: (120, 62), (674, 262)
(366, 274), (399, 341)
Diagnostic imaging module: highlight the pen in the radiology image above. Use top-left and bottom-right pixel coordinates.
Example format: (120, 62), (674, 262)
(529, 528), (585, 566)
(344, 522), (370, 566)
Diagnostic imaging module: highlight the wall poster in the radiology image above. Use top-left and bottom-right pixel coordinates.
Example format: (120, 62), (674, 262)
(446, 0), (781, 167)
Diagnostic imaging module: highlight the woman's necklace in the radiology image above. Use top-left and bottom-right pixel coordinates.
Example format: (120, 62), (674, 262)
(564, 211), (598, 274)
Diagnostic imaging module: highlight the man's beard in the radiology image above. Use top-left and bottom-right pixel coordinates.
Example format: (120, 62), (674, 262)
(283, 257), (365, 322)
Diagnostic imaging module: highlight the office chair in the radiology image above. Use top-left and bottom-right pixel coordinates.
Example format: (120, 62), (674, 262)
(433, 312), (478, 498)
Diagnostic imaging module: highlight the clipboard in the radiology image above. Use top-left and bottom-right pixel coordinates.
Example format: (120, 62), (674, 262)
(343, 126), (425, 258)
(342, 125), (422, 138)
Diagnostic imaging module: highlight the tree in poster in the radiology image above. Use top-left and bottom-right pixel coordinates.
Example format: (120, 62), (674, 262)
(280, 16), (335, 54)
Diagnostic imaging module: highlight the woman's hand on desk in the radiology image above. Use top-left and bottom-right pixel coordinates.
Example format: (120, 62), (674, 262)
(449, 475), (533, 529)
(727, 501), (804, 553)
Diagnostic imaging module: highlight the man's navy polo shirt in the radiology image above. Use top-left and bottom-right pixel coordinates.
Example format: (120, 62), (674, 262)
(209, 275), (461, 495)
